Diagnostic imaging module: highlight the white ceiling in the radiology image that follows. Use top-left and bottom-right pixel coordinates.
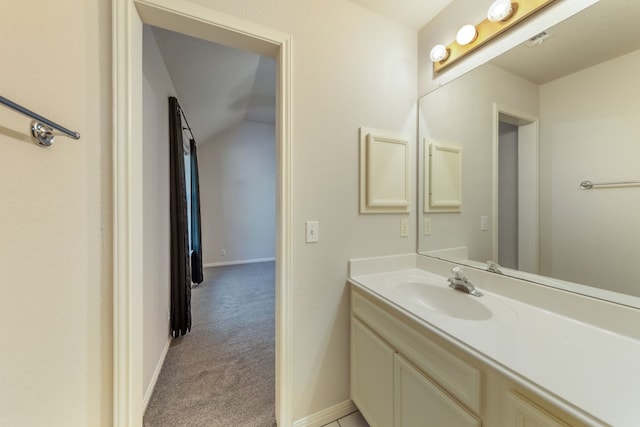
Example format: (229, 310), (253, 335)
(348, 0), (453, 29)
(151, 26), (276, 144)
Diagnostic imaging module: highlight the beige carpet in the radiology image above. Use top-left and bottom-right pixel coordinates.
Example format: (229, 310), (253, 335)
(144, 262), (276, 427)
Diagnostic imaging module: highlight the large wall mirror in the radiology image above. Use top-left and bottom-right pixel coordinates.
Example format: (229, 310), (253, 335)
(418, 0), (640, 308)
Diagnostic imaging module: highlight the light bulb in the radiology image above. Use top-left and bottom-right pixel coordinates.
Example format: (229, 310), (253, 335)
(487, 0), (513, 22)
(456, 24), (478, 46)
(429, 44), (449, 62)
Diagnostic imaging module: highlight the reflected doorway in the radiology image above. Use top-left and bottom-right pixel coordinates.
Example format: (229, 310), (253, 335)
(494, 105), (539, 274)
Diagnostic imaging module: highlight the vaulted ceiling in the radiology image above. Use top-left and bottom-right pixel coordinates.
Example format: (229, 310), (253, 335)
(151, 26), (276, 144)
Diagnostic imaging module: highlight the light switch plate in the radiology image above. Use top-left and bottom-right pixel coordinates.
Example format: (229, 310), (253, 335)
(306, 221), (319, 243)
(424, 217), (432, 235)
(481, 216), (489, 231)
(400, 218), (409, 237)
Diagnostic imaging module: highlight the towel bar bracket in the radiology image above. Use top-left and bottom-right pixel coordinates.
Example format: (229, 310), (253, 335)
(31, 121), (56, 147)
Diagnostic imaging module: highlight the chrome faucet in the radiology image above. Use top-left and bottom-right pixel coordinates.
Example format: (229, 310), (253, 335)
(448, 266), (483, 297)
(486, 260), (503, 274)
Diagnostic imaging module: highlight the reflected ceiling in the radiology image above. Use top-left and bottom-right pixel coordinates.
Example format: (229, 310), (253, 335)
(491, 0), (640, 84)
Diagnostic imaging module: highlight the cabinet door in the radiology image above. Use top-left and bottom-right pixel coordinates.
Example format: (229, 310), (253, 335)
(507, 391), (571, 427)
(394, 355), (481, 427)
(351, 317), (395, 427)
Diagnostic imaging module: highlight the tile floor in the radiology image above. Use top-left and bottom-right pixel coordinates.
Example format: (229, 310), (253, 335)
(322, 410), (370, 427)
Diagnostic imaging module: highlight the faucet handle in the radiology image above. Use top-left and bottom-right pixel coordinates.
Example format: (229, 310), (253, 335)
(451, 266), (465, 280)
(486, 260), (503, 274)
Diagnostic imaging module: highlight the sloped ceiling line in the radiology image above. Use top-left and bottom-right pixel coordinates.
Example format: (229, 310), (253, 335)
(151, 25), (276, 144)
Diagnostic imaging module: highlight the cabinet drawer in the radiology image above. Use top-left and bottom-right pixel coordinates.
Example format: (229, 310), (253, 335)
(352, 289), (481, 413)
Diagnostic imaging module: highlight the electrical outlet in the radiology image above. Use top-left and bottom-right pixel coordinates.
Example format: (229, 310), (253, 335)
(400, 218), (409, 237)
(424, 217), (432, 235)
(481, 216), (489, 231)
(306, 221), (319, 243)
(221, 249), (226, 256)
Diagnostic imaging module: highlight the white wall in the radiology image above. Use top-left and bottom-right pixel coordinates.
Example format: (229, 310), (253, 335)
(418, 63), (539, 262)
(0, 1), (111, 426)
(142, 25), (174, 405)
(199, 121), (276, 266)
(185, 0), (418, 420)
(539, 48), (640, 296)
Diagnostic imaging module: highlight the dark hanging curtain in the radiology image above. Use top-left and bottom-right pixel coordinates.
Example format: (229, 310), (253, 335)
(168, 96), (191, 337)
(190, 138), (204, 284)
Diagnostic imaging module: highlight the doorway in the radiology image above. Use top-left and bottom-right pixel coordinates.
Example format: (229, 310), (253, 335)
(113, 1), (293, 425)
(493, 105), (539, 274)
(141, 22), (278, 424)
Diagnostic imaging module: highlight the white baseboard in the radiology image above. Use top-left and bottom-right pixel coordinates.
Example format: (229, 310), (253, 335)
(293, 400), (357, 427)
(204, 257), (275, 268)
(142, 337), (171, 413)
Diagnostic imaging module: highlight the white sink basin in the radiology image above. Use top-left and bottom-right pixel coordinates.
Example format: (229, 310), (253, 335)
(393, 281), (492, 320)
(385, 274), (517, 323)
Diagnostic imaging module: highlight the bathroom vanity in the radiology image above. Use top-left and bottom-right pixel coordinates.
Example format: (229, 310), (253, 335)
(349, 254), (640, 427)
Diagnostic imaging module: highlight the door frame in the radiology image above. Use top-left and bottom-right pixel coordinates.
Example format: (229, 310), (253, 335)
(112, 0), (293, 425)
(492, 104), (539, 273)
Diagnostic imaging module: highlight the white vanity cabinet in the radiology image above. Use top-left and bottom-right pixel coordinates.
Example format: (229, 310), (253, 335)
(351, 317), (394, 427)
(352, 317), (479, 427)
(394, 354), (480, 427)
(350, 285), (595, 427)
(351, 306), (480, 427)
(507, 390), (572, 427)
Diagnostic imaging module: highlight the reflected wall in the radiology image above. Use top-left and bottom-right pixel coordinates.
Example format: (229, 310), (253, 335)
(418, 63), (539, 262)
(538, 49), (640, 296)
(419, 46), (640, 300)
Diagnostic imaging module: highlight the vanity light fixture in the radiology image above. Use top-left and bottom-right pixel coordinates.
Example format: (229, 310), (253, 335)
(430, 0), (558, 73)
(487, 0), (514, 22)
(429, 44), (449, 62)
(456, 25), (478, 46)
